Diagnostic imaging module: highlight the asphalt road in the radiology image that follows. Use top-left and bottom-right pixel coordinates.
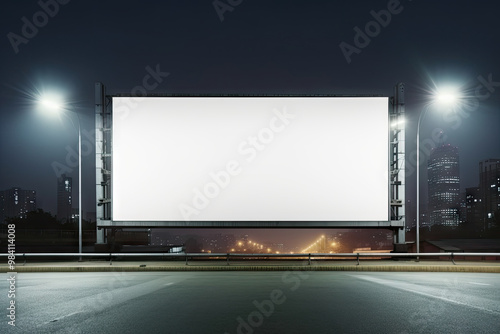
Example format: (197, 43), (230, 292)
(1, 271), (499, 333)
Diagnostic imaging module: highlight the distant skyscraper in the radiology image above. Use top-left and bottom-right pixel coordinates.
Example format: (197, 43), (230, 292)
(0, 187), (36, 223)
(57, 174), (72, 223)
(71, 208), (80, 223)
(427, 144), (460, 227)
(479, 159), (500, 228)
(459, 191), (467, 224)
(465, 186), (482, 230)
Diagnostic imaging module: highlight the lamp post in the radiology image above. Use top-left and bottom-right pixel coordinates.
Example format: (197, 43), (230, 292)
(78, 123), (82, 261)
(416, 105), (430, 260)
(416, 88), (461, 259)
(38, 95), (83, 261)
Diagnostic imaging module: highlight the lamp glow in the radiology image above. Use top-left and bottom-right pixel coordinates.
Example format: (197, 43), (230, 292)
(432, 87), (461, 107)
(40, 98), (62, 111)
(37, 93), (64, 114)
(391, 118), (405, 128)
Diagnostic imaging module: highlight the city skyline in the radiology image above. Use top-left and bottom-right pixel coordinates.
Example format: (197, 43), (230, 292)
(4, 140), (496, 249)
(0, 187), (36, 222)
(1, 98), (499, 247)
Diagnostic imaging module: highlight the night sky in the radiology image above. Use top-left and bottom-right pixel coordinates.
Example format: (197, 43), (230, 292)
(1, 0), (500, 247)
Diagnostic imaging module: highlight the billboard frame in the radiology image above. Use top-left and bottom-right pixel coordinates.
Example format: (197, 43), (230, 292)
(95, 83), (405, 245)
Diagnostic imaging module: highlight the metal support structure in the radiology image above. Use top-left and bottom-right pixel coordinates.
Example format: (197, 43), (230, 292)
(93, 87), (407, 246)
(95, 82), (111, 246)
(390, 83), (406, 248)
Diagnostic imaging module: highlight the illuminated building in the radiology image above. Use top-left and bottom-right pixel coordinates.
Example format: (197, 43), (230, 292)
(427, 144), (460, 227)
(479, 159), (500, 229)
(0, 187), (36, 222)
(57, 174), (73, 223)
(466, 187), (481, 230)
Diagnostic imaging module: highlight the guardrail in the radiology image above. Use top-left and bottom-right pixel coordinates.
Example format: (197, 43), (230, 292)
(2, 252), (500, 266)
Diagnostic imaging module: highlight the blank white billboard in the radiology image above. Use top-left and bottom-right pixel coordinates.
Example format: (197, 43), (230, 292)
(112, 97), (389, 222)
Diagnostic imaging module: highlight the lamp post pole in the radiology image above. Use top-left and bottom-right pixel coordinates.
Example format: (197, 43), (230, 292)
(78, 124), (82, 261)
(416, 105), (433, 261)
(65, 111), (83, 260)
(58, 110), (83, 260)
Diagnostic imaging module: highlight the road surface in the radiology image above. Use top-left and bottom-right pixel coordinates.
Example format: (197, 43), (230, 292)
(1, 271), (499, 333)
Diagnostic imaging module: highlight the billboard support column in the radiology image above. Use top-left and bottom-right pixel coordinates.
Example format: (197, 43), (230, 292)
(95, 82), (111, 246)
(391, 82), (406, 249)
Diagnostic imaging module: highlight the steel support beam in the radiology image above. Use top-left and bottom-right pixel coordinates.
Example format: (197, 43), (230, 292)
(390, 83), (406, 247)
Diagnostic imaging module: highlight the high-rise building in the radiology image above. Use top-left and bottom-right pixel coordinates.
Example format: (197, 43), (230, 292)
(71, 208), (80, 223)
(0, 187), (36, 223)
(459, 191), (467, 224)
(405, 199), (416, 231)
(465, 187), (482, 230)
(57, 174), (72, 223)
(479, 159), (500, 229)
(427, 144), (460, 227)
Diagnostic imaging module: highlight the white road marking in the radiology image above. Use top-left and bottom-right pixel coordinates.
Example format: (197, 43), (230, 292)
(46, 311), (83, 324)
(467, 282), (491, 286)
(35, 277), (176, 329)
(350, 275), (500, 316)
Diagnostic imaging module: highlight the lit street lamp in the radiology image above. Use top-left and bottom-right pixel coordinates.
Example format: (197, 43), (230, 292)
(416, 86), (462, 259)
(38, 93), (83, 261)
